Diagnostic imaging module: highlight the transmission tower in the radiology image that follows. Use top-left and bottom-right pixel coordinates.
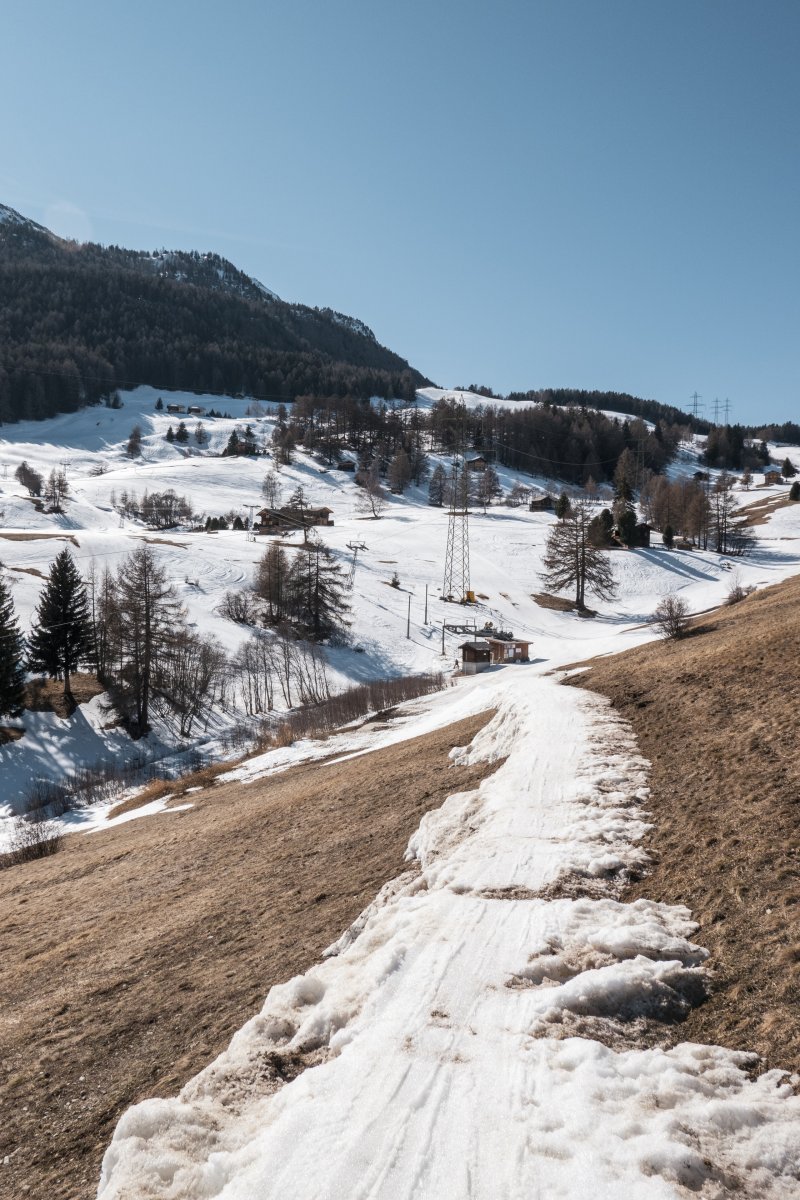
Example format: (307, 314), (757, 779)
(723, 397), (732, 426)
(442, 453), (471, 601)
(346, 539), (367, 589)
(712, 397), (721, 425)
(689, 392), (704, 420)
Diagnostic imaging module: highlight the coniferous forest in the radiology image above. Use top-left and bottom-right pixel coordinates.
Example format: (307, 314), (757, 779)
(0, 206), (425, 423)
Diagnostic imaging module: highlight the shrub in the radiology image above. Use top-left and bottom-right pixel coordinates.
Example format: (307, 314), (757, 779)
(662, 523), (674, 549)
(23, 778), (71, 818)
(653, 594), (690, 640)
(790, 481), (800, 502)
(2, 816), (63, 867)
(725, 573), (754, 606)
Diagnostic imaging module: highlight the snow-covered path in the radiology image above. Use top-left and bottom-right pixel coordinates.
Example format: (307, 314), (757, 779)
(97, 675), (800, 1199)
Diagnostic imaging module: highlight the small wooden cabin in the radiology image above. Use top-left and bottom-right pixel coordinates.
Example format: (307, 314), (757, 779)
(187, 405), (206, 416)
(529, 495), (554, 512)
(459, 640), (492, 674)
(466, 456), (488, 473)
(485, 638), (530, 664)
(764, 468), (782, 484)
(166, 403), (186, 414)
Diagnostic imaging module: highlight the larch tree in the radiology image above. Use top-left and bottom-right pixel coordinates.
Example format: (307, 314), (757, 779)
(0, 571), (26, 717)
(540, 499), (617, 610)
(114, 543), (183, 734)
(255, 542), (291, 623)
(27, 549), (92, 708)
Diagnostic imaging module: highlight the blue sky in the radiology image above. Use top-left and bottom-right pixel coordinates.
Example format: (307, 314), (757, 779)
(2, 0), (798, 423)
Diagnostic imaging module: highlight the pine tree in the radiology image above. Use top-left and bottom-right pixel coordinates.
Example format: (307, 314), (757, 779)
(0, 572), (26, 717)
(155, 397), (164, 411)
(554, 491), (571, 519)
(165, 425), (175, 443)
(175, 421), (189, 444)
(782, 456), (797, 478)
(27, 549), (92, 707)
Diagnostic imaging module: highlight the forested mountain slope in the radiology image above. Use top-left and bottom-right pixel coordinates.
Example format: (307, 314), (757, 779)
(0, 204), (426, 423)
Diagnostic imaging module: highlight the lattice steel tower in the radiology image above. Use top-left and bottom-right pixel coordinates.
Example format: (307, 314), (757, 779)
(442, 454), (471, 601)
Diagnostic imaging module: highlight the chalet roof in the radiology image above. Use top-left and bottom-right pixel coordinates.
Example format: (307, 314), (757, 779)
(485, 637), (529, 647)
(459, 640), (492, 652)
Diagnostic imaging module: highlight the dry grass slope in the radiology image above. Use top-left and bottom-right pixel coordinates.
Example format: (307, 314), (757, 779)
(574, 575), (800, 1075)
(0, 710), (494, 1200)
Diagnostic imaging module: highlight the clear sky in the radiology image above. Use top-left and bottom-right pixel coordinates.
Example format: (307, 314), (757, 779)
(2, 0), (798, 424)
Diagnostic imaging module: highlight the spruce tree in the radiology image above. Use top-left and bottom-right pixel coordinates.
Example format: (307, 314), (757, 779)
(287, 545), (350, 640)
(428, 464), (447, 507)
(27, 549), (92, 707)
(0, 572), (26, 717)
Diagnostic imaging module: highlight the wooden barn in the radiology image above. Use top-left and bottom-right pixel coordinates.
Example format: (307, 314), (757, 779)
(529, 495), (554, 512)
(764, 468), (783, 485)
(166, 403), (186, 414)
(255, 505), (334, 533)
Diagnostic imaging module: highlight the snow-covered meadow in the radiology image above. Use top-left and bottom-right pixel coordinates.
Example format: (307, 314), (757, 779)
(1, 385), (799, 826)
(3, 388), (800, 1197)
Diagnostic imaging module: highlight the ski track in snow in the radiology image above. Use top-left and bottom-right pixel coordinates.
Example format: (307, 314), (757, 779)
(97, 677), (800, 1200)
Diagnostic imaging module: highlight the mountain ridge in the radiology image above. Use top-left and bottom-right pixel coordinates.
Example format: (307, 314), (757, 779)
(0, 204), (427, 423)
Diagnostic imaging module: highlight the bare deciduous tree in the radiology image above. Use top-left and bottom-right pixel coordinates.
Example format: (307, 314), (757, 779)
(653, 593), (689, 639)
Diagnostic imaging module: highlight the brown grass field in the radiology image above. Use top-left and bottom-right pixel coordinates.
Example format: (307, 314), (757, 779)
(575, 573), (800, 1076)
(0, 711), (494, 1200)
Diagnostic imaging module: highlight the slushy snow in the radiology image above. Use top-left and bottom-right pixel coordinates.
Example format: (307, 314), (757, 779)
(96, 677), (800, 1199)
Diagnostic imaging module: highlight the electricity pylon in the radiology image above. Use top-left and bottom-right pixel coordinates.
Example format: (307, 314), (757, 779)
(442, 454), (470, 601)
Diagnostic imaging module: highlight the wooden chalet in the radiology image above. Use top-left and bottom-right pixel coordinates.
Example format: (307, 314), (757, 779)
(466, 456), (488, 472)
(166, 403), (186, 414)
(529, 495), (554, 512)
(187, 405), (206, 416)
(485, 637), (530, 664)
(255, 505), (334, 533)
(764, 468), (782, 485)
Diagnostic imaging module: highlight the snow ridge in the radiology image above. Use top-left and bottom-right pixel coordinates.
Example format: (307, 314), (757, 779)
(97, 678), (800, 1199)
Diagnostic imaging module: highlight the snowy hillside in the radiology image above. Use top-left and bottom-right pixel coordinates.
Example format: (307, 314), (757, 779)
(1, 385), (799, 827)
(3, 388), (800, 1198)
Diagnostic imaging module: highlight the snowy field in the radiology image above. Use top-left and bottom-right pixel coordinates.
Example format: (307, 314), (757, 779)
(3, 389), (800, 1197)
(1, 386), (799, 830)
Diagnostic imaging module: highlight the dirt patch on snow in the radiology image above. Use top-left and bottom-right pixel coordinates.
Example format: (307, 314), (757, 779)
(0, 710), (494, 1200)
(0, 531), (79, 545)
(23, 672), (105, 717)
(738, 493), (795, 527)
(573, 575), (800, 1076)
